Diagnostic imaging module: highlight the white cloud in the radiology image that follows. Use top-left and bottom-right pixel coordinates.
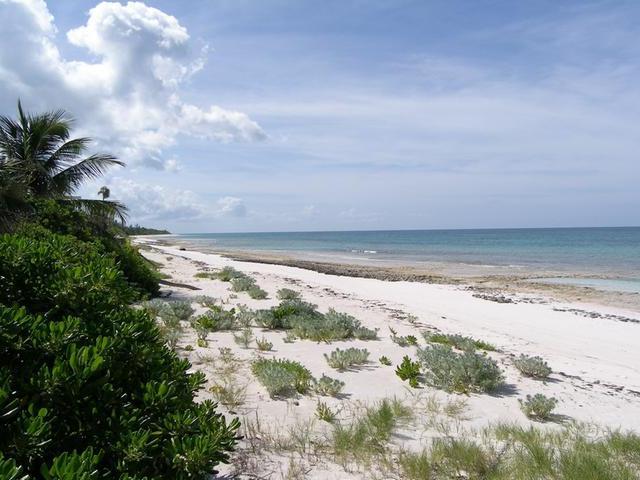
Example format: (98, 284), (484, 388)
(216, 196), (247, 217)
(0, 0), (265, 168)
(110, 177), (204, 222)
(104, 177), (248, 224)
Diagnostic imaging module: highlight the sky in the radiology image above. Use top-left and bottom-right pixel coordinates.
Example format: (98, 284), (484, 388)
(0, 0), (638, 233)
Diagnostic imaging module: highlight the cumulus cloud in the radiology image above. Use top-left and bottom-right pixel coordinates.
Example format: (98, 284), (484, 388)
(0, 0), (265, 168)
(106, 177), (248, 223)
(109, 177), (204, 221)
(216, 196), (247, 217)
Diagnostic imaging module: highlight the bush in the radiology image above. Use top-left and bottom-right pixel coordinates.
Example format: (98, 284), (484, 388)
(255, 337), (273, 351)
(425, 332), (496, 352)
(247, 285), (268, 299)
(316, 401), (336, 423)
(0, 230), (239, 478)
(251, 358), (314, 398)
(417, 345), (503, 393)
(231, 275), (257, 292)
(324, 347), (370, 371)
(513, 354), (552, 379)
(313, 374), (345, 397)
(277, 288), (301, 301)
(379, 356), (392, 366)
(257, 302), (377, 342)
(391, 334), (417, 347)
(395, 355), (421, 388)
(26, 200), (160, 297)
(214, 266), (245, 282)
(233, 328), (254, 349)
(333, 398), (413, 466)
(519, 394), (558, 421)
(197, 306), (237, 331)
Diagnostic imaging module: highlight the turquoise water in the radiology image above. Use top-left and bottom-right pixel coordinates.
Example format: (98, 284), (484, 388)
(174, 227), (640, 288)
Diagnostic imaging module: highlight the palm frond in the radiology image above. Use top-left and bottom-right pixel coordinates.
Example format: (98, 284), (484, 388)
(60, 198), (128, 224)
(51, 154), (124, 196)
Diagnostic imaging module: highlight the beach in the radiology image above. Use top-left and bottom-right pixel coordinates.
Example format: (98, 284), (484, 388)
(135, 237), (640, 478)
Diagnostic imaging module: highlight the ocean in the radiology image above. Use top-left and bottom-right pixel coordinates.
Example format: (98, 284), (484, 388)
(171, 227), (640, 291)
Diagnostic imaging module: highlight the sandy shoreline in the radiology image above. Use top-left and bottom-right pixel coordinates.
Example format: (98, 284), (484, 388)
(140, 235), (640, 312)
(136, 238), (639, 478)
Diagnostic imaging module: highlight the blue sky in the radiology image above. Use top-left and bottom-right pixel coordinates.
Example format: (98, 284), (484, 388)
(1, 0), (639, 232)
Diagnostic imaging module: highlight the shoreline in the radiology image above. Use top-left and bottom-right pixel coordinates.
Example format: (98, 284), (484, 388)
(136, 236), (640, 312)
(135, 237), (640, 477)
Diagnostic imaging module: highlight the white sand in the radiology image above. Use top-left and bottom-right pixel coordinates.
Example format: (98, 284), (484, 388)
(138, 240), (639, 478)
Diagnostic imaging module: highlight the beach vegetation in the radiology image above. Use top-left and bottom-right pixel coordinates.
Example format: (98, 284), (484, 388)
(213, 266), (246, 281)
(315, 401), (337, 423)
(391, 334), (414, 347)
(197, 306), (237, 331)
(324, 347), (370, 370)
(277, 288), (302, 300)
(425, 332), (497, 352)
(379, 355), (392, 366)
(233, 327), (254, 349)
(417, 344), (503, 393)
(191, 316), (209, 346)
(313, 374), (345, 397)
(395, 355), (421, 388)
(519, 394), (558, 421)
(332, 398), (413, 468)
(251, 358), (314, 398)
(0, 228), (238, 478)
(195, 295), (218, 308)
(255, 336), (274, 351)
(257, 301), (377, 342)
(209, 378), (248, 408)
(247, 285), (268, 299)
(513, 354), (552, 379)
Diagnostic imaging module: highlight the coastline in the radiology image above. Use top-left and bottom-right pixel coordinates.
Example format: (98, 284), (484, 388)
(137, 235), (640, 312)
(136, 237), (640, 476)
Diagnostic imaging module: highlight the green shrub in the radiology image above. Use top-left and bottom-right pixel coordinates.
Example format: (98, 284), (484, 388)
(247, 286), (268, 299)
(231, 275), (257, 292)
(0, 230), (238, 478)
(233, 328), (254, 349)
(313, 374), (345, 397)
(324, 347), (370, 371)
(255, 337), (274, 351)
(425, 332), (496, 352)
(379, 356), (392, 366)
(191, 317), (209, 345)
(257, 302), (377, 342)
(316, 401), (336, 423)
(256, 299), (321, 330)
(194, 295), (218, 308)
(163, 300), (194, 322)
(27, 200), (160, 297)
(213, 266), (245, 282)
(251, 358), (314, 398)
(197, 306), (237, 331)
(395, 356), (421, 388)
(519, 394), (558, 421)
(513, 354), (552, 379)
(417, 345), (503, 393)
(333, 398), (413, 466)
(277, 288), (301, 301)
(390, 331), (417, 347)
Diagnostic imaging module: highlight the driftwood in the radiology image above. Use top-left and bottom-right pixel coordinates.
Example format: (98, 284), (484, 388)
(159, 279), (201, 291)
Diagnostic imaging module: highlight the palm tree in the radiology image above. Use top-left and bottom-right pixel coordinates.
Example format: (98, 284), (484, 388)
(0, 101), (127, 222)
(98, 185), (110, 200)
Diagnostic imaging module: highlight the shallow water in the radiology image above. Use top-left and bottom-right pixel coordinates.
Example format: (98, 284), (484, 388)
(172, 227), (640, 280)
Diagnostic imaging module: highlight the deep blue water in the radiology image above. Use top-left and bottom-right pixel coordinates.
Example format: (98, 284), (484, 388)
(172, 227), (640, 281)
